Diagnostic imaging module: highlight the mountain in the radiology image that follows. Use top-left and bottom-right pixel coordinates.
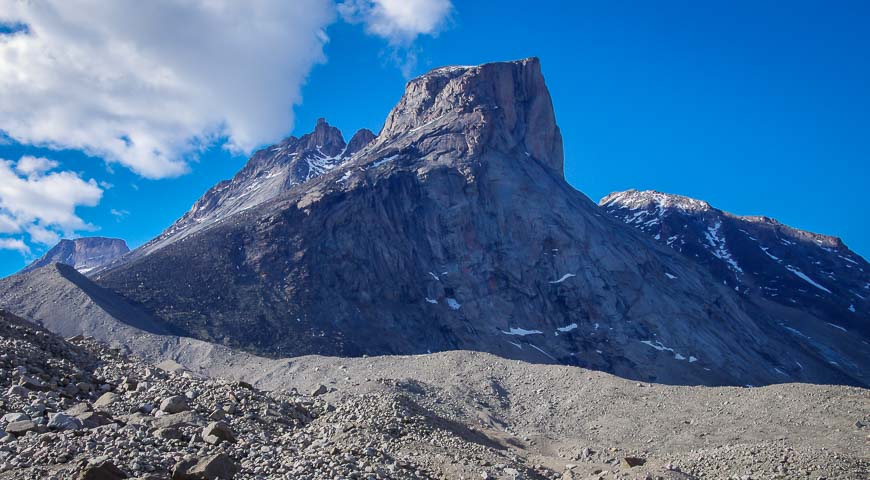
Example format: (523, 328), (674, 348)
(1, 58), (865, 387)
(600, 189), (869, 379)
(53, 57), (858, 387)
(98, 119), (375, 267)
(21, 237), (129, 275)
(600, 189), (869, 332)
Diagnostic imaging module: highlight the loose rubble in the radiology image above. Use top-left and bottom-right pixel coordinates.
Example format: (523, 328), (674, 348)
(0, 310), (547, 479)
(1, 308), (868, 479)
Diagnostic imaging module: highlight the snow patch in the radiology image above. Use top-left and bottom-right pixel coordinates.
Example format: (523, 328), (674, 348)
(783, 326), (810, 339)
(785, 265), (832, 293)
(528, 344), (557, 360)
(640, 340), (695, 362)
(549, 273), (576, 284)
(839, 255), (859, 265)
(556, 323), (578, 333)
(665, 273), (677, 280)
(370, 155), (399, 169)
(425, 297), (438, 304)
(704, 220), (743, 273)
(503, 327), (543, 336)
(760, 246), (780, 262)
(826, 323), (847, 332)
(446, 298), (461, 310)
(337, 170), (353, 184)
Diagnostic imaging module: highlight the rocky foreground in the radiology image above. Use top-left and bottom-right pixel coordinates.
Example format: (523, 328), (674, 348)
(0, 308), (868, 479)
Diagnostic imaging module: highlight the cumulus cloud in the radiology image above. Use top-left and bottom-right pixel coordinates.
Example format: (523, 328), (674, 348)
(0, 237), (29, 254)
(0, 156), (103, 247)
(15, 156), (59, 176)
(0, 0), (335, 179)
(338, 0), (453, 76)
(0, 214), (19, 234)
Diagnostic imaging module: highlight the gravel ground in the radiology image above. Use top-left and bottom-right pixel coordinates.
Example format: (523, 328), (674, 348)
(1, 309), (867, 479)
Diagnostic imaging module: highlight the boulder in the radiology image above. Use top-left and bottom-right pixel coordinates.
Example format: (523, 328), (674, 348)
(1, 412), (29, 423)
(79, 460), (128, 480)
(6, 420), (39, 435)
(153, 411), (204, 429)
(310, 384), (328, 397)
(6, 385), (28, 397)
(94, 392), (120, 408)
(66, 402), (93, 416)
(172, 453), (240, 480)
(201, 421), (235, 445)
(160, 395), (189, 414)
(48, 412), (82, 431)
(19, 375), (49, 391)
(77, 412), (113, 429)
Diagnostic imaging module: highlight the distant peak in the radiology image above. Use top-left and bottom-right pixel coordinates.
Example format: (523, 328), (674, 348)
(346, 128), (376, 157)
(20, 237), (129, 275)
(600, 189), (713, 213)
(304, 118), (345, 156)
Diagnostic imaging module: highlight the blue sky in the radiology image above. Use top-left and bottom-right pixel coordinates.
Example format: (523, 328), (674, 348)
(0, 0), (868, 277)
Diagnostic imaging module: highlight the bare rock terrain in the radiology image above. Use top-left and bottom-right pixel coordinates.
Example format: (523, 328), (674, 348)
(1, 309), (867, 479)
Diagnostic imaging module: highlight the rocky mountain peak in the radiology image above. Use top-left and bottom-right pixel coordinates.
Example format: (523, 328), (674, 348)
(600, 189), (713, 213)
(302, 118), (346, 157)
(740, 215), (845, 249)
(379, 57), (564, 176)
(21, 237), (129, 275)
(601, 188), (869, 351)
(346, 128), (376, 156)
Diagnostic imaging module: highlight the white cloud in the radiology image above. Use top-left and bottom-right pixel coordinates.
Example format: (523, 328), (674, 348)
(0, 157), (103, 247)
(338, 0), (453, 76)
(0, 0), (335, 179)
(110, 208), (130, 221)
(0, 214), (19, 234)
(0, 237), (29, 254)
(26, 225), (61, 246)
(339, 0), (452, 44)
(15, 156), (59, 176)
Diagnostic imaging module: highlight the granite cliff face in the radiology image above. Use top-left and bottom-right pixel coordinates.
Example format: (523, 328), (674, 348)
(21, 237), (129, 275)
(2, 58), (865, 387)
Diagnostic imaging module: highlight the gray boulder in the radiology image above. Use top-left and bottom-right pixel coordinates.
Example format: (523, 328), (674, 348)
(93, 392), (120, 408)
(172, 453), (240, 479)
(153, 411), (204, 429)
(6, 420), (39, 435)
(160, 395), (189, 414)
(48, 412), (82, 431)
(6, 385), (28, 397)
(77, 412), (113, 429)
(201, 421), (235, 445)
(79, 460), (128, 479)
(1, 412), (29, 423)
